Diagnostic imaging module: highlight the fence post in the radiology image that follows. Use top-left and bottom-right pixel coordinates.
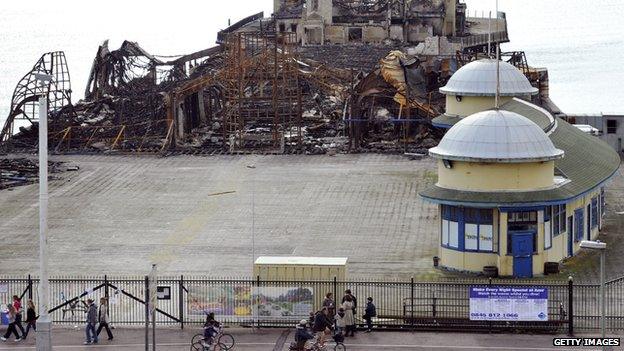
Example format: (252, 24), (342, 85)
(104, 275), (110, 324)
(256, 275), (261, 329)
(333, 276), (337, 316)
(28, 274), (33, 300)
(145, 275), (149, 351)
(488, 277), (493, 334)
(568, 276), (574, 336)
(104, 275), (109, 299)
(179, 275), (184, 330)
(410, 277), (414, 330)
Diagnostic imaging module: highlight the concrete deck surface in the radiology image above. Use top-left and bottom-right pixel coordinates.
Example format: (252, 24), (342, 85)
(0, 154), (622, 281)
(0, 154), (439, 279)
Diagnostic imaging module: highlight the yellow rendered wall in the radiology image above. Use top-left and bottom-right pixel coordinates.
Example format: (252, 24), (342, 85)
(437, 161), (555, 191)
(439, 247), (498, 272)
(445, 96), (513, 117)
(497, 212), (512, 276)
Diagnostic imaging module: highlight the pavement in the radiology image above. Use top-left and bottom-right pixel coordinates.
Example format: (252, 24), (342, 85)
(0, 327), (621, 351)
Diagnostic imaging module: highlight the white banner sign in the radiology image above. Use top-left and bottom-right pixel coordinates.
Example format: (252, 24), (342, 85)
(469, 286), (548, 321)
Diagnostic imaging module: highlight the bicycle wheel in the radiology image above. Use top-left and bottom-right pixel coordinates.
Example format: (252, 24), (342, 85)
(191, 333), (204, 345)
(217, 333), (235, 350)
(213, 342), (228, 351)
(190, 341), (206, 351)
(334, 342), (346, 351)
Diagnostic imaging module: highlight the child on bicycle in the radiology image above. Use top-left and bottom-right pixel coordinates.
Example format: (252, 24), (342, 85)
(202, 312), (220, 346)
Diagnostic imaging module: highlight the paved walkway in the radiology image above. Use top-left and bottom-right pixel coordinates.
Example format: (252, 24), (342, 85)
(0, 327), (620, 351)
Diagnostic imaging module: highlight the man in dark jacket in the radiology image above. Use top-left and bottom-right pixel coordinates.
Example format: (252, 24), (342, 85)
(363, 297), (377, 332)
(312, 308), (332, 346)
(84, 299), (98, 344)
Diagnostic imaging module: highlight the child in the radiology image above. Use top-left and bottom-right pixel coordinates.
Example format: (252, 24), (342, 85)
(363, 297), (377, 332)
(334, 307), (346, 336)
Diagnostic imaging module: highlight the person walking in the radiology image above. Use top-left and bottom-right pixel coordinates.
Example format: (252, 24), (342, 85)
(363, 297), (376, 332)
(22, 300), (37, 340)
(341, 295), (355, 337)
(322, 292), (335, 318)
(96, 297), (113, 341)
(84, 299), (98, 344)
(12, 296), (26, 338)
(1, 304), (21, 341)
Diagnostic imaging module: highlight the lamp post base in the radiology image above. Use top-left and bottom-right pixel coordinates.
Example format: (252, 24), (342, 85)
(36, 319), (53, 351)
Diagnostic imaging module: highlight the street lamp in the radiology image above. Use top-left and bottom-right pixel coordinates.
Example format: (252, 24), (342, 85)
(579, 240), (607, 341)
(34, 72), (54, 351)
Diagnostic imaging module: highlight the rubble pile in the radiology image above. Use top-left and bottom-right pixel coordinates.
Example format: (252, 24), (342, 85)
(0, 158), (72, 190)
(3, 36), (450, 156)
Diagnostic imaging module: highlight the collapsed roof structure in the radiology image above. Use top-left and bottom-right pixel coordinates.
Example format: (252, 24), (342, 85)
(2, 0), (555, 156)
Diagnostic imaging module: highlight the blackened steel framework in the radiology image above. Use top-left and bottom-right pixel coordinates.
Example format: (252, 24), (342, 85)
(1, 51), (72, 142)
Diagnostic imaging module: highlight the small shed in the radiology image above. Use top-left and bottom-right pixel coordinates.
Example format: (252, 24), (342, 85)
(253, 256), (348, 281)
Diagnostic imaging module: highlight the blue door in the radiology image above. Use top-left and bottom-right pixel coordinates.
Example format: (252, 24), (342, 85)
(512, 231), (534, 278)
(567, 216), (574, 257)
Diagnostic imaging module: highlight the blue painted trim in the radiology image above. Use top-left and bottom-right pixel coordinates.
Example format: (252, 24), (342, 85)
(420, 195), (568, 208)
(499, 206), (546, 212)
(431, 122), (453, 129)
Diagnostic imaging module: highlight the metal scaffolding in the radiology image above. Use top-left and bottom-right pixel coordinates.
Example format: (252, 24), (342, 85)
(221, 32), (302, 152)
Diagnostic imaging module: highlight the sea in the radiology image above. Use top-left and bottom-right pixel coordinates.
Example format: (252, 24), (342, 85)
(0, 0), (623, 131)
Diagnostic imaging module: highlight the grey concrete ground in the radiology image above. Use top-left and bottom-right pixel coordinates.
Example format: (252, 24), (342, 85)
(0, 154), (439, 279)
(0, 154), (622, 281)
(0, 327), (620, 351)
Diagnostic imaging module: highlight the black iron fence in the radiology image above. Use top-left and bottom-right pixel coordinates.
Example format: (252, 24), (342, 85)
(1, 275), (622, 334)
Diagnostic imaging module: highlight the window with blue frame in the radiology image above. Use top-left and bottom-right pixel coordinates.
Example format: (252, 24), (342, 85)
(441, 205), (459, 249)
(544, 207), (552, 250)
(464, 208), (494, 252)
(441, 206), (496, 253)
(552, 204), (566, 236)
(591, 198), (598, 228)
(574, 209), (584, 241)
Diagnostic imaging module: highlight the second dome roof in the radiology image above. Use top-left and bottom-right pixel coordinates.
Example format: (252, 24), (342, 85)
(440, 59), (539, 97)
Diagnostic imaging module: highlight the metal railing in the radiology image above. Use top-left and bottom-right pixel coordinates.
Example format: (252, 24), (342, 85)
(1, 275), (622, 334)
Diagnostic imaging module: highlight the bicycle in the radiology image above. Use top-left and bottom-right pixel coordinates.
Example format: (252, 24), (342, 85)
(289, 334), (346, 351)
(190, 326), (235, 351)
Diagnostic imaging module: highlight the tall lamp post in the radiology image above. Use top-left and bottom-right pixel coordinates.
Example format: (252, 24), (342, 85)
(580, 240), (607, 342)
(34, 73), (54, 351)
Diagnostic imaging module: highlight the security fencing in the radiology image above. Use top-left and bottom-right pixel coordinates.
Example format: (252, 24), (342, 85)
(1, 275), (622, 334)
